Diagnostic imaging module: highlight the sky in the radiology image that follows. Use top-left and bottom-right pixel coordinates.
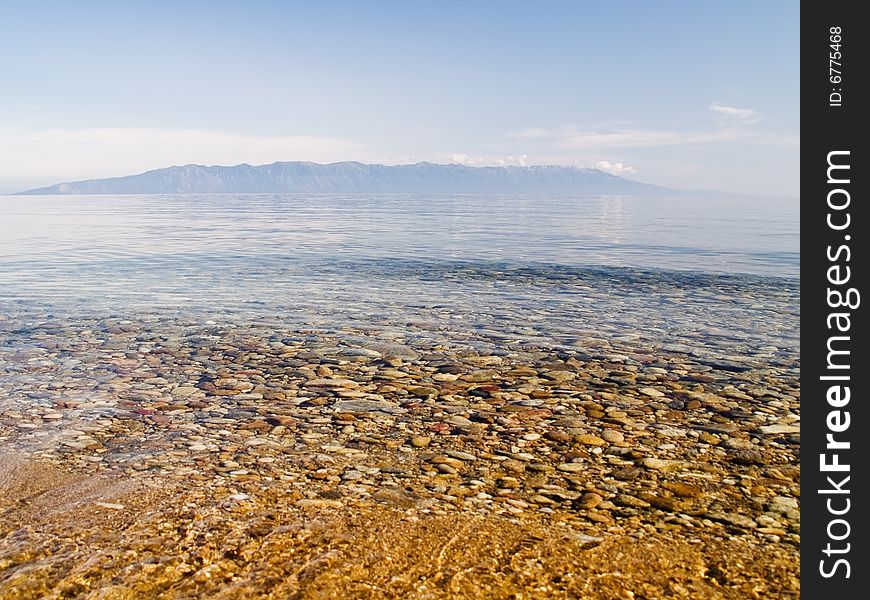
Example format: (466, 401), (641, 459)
(0, 1), (799, 196)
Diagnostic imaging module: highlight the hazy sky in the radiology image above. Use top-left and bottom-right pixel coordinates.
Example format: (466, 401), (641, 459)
(0, 1), (799, 196)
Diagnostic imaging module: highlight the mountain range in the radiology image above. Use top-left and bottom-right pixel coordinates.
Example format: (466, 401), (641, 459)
(17, 161), (668, 195)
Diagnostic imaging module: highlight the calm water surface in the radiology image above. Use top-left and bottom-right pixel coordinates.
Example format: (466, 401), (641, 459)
(0, 193), (799, 353)
(1, 193), (798, 273)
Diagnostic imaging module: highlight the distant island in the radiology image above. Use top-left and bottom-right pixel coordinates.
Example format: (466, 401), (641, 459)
(17, 161), (668, 195)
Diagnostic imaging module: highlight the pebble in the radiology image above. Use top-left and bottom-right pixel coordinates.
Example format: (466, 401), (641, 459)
(444, 415), (473, 428)
(613, 494), (650, 509)
(768, 496), (799, 514)
(0, 289), (800, 569)
(545, 431), (572, 443)
(663, 482), (702, 498)
(305, 378), (360, 388)
(757, 424), (800, 435)
(333, 400), (405, 414)
(707, 512), (757, 529)
(639, 387), (665, 398)
(601, 430), (624, 443)
(640, 458), (683, 472)
(295, 498), (343, 508)
(574, 434), (606, 446)
(578, 492), (603, 509)
(729, 449), (769, 465)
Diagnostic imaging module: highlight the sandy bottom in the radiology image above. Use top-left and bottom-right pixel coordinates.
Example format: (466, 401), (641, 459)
(0, 455), (798, 599)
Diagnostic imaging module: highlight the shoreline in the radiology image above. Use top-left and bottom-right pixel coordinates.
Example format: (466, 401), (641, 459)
(0, 318), (800, 597)
(0, 455), (799, 599)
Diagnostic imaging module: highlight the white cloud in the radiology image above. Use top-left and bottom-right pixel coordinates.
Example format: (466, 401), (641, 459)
(0, 127), (366, 183)
(510, 127), (753, 148)
(509, 123), (797, 149)
(593, 160), (637, 175)
(504, 154), (528, 167)
(508, 104), (774, 152)
(708, 103), (761, 124)
(447, 153), (528, 167)
(449, 153), (485, 165)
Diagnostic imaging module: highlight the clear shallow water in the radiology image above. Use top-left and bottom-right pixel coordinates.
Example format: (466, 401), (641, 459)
(0, 199), (801, 596)
(0, 193), (799, 354)
(0, 193), (798, 278)
(0, 191), (800, 487)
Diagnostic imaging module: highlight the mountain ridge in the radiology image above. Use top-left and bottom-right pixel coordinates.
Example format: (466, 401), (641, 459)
(17, 161), (669, 195)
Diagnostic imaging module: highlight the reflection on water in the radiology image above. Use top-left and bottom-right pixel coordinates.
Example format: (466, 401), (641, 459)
(0, 193), (799, 353)
(0, 193), (797, 272)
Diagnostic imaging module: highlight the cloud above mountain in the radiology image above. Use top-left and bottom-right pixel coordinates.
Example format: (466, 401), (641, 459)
(594, 161), (637, 176)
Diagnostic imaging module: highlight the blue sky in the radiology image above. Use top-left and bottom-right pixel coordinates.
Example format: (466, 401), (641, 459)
(0, 1), (798, 195)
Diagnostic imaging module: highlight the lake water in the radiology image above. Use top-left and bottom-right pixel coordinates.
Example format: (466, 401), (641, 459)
(0, 193), (801, 593)
(0, 193), (799, 355)
(0, 193), (798, 280)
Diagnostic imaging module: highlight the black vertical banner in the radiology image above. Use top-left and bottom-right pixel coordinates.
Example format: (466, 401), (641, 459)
(802, 2), (867, 596)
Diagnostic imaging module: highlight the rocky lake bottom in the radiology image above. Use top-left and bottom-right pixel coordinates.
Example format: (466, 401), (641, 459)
(0, 263), (800, 599)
